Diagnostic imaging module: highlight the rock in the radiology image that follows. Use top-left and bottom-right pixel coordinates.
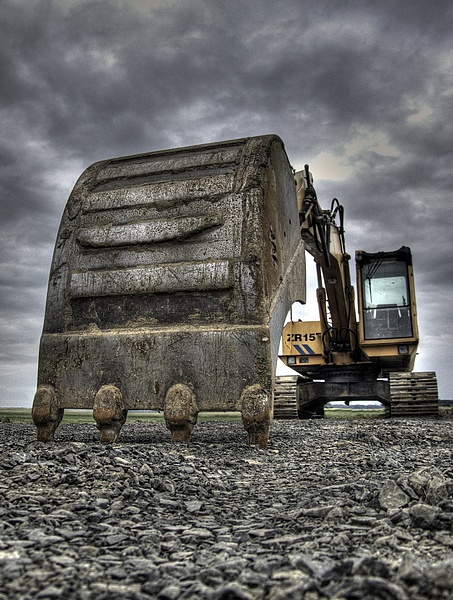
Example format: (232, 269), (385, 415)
(335, 576), (408, 600)
(407, 467), (436, 498)
(324, 506), (344, 521)
(407, 466), (452, 506)
(36, 586), (65, 598)
(379, 480), (410, 511)
(198, 566), (224, 586)
(158, 584), (183, 599)
(398, 552), (427, 584)
(409, 503), (442, 529)
(427, 557), (453, 589)
(214, 583), (253, 600)
(352, 556), (391, 579)
(185, 500), (203, 513)
(426, 475), (451, 505)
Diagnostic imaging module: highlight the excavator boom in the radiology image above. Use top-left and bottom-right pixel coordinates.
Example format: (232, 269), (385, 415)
(295, 166), (357, 360)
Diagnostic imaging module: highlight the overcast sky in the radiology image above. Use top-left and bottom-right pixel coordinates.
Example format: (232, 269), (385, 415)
(1, 0), (452, 407)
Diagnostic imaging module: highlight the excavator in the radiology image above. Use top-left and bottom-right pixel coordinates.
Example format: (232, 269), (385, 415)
(32, 135), (438, 446)
(275, 165), (438, 419)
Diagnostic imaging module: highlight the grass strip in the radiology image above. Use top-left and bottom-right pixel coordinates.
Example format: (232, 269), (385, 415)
(1, 407), (450, 424)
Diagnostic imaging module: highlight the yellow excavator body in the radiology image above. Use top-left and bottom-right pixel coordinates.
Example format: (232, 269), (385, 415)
(280, 248), (419, 375)
(281, 320), (324, 368)
(277, 165), (438, 418)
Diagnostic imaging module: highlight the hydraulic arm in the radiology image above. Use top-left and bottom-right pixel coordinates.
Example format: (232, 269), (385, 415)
(295, 165), (357, 364)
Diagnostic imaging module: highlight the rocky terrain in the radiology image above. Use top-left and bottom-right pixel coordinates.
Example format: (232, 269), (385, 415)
(1, 417), (452, 599)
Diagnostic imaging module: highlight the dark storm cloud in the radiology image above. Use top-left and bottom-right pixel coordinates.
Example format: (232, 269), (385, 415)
(1, 0), (452, 404)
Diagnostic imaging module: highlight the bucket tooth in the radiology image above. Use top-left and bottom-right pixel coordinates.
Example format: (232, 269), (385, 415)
(164, 383), (198, 443)
(93, 385), (127, 443)
(32, 385), (64, 442)
(240, 384), (272, 448)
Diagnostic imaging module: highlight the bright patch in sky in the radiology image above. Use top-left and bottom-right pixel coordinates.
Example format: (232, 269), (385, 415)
(304, 131), (400, 182)
(303, 152), (353, 181)
(407, 106), (434, 123)
(345, 131), (399, 159)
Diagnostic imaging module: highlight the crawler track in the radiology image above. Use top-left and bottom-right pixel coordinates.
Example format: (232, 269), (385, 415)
(273, 375), (299, 419)
(389, 371), (439, 416)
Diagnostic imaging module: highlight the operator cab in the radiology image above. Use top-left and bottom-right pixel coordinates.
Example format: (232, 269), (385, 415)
(356, 247), (419, 372)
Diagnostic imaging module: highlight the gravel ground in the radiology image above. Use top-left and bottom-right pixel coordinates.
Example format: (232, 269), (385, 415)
(1, 417), (452, 600)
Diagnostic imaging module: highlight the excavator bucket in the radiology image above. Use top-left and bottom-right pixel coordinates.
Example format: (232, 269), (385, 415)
(32, 135), (306, 446)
